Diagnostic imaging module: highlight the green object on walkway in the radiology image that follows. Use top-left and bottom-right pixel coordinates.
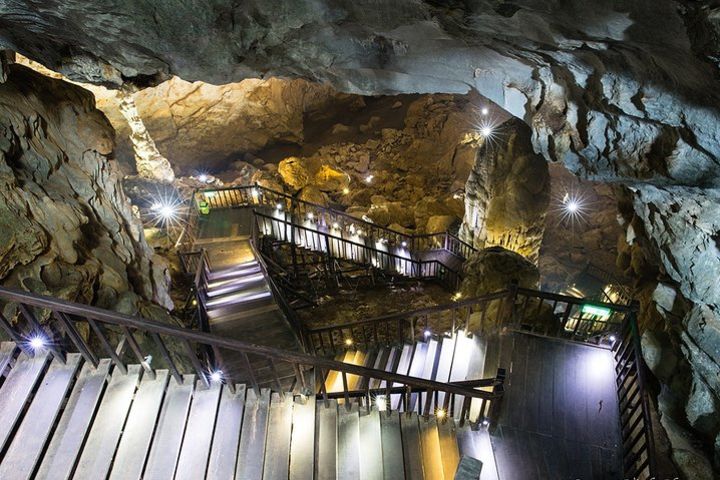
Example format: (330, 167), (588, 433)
(581, 303), (612, 318)
(198, 201), (210, 215)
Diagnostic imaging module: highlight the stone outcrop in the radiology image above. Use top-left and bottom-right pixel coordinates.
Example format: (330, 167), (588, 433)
(459, 118), (549, 263)
(0, 63), (171, 312)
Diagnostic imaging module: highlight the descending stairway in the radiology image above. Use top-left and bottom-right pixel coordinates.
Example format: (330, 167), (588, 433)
(324, 332), (501, 480)
(0, 341), (492, 479)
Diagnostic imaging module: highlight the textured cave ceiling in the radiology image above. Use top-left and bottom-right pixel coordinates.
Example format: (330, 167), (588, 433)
(3, 0), (720, 188)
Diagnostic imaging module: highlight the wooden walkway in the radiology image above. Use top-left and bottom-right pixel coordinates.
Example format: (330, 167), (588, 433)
(0, 342), (487, 479)
(488, 332), (622, 479)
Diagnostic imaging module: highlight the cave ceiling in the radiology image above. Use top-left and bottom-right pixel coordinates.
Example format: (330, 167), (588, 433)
(2, 0), (720, 187)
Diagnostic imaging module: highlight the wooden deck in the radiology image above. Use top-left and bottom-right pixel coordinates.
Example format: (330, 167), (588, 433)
(489, 332), (622, 479)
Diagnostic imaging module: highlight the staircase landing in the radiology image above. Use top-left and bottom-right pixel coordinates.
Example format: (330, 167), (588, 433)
(489, 332), (622, 479)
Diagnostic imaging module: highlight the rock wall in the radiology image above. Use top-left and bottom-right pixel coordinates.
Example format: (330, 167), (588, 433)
(460, 118), (549, 263)
(0, 63), (171, 312)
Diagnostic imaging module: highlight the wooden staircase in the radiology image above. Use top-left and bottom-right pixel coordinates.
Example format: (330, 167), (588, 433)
(0, 342), (493, 479)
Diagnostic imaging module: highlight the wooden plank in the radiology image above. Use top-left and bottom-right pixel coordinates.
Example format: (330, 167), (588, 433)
(290, 395), (316, 480)
(315, 399), (338, 480)
(0, 351), (49, 452)
(379, 412), (404, 480)
(143, 375), (195, 480)
(0, 353), (81, 479)
(207, 384), (246, 479)
(74, 364), (142, 479)
(236, 388), (271, 479)
(35, 359), (111, 480)
(0, 341), (16, 375)
(419, 416), (444, 480)
(438, 419), (461, 479)
(263, 393), (294, 480)
(337, 403), (361, 479)
(359, 409), (384, 480)
(400, 413), (424, 480)
(110, 369), (169, 480)
(419, 339), (439, 412)
(175, 381), (222, 480)
(456, 426), (499, 480)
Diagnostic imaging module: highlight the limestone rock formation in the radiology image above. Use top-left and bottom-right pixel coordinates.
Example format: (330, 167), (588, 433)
(460, 247), (540, 298)
(0, 64), (171, 311)
(460, 118), (549, 263)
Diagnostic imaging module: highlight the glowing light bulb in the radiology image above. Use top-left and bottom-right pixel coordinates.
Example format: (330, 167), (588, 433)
(481, 418), (490, 427)
(436, 408), (447, 419)
(159, 205), (175, 220)
(332, 222), (340, 229)
(480, 126), (493, 137)
(481, 107), (489, 115)
(276, 203), (283, 211)
(566, 201), (579, 213)
(424, 329), (432, 338)
(307, 212), (315, 220)
(401, 241), (408, 248)
(29, 335), (45, 350)
(365, 175), (374, 183)
(210, 370), (223, 382)
(344, 338), (353, 347)
(198, 174), (208, 183)
(375, 395), (387, 411)
(609, 335), (616, 343)
(342, 187), (350, 195)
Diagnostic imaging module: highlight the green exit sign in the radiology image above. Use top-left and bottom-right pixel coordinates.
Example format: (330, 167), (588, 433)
(581, 304), (612, 318)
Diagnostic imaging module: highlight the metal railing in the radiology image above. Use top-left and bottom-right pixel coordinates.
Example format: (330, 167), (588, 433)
(0, 286), (502, 425)
(613, 314), (657, 479)
(178, 249), (211, 332)
(253, 210), (464, 291)
(305, 291), (510, 356)
(191, 184), (477, 260)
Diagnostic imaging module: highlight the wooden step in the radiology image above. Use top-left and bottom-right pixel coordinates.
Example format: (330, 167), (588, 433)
(290, 395), (316, 479)
(0, 353), (81, 479)
(175, 381), (222, 480)
(263, 393), (294, 480)
(315, 399), (338, 480)
(35, 359), (111, 480)
(438, 418), (461, 479)
(449, 334), (473, 419)
(400, 413), (425, 480)
(207, 384), (246, 479)
(419, 416), (444, 479)
(110, 370), (169, 480)
(74, 364), (142, 479)
(337, 403), (361, 478)
(359, 409), (384, 480)
(379, 412), (405, 480)
(434, 336), (458, 410)
(236, 388), (271, 478)
(0, 351), (50, 452)
(419, 339), (439, 410)
(143, 374), (195, 480)
(405, 342), (428, 412)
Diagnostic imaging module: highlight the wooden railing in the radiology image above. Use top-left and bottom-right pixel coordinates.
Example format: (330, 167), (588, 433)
(0, 286), (502, 425)
(510, 286), (631, 344)
(253, 210), (464, 291)
(613, 314), (657, 479)
(306, 291), (510, 356)
(192, 184), (477, 260)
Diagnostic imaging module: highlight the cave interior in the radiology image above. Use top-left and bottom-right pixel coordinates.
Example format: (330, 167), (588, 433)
(0, 2), (718, 479)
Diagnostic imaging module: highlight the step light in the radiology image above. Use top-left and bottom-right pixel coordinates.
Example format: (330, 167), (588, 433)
(276, 203), (283, 211)
(344, 338), (353, 347)
(436, 408), (447, 420)
(423, 329), (432, 338)
(342, 187), (350, 195)
(365, 175), (374, 184)
(28, 334), (46, 351)
(210, 370), (223, 383)
(401, 241), (407, 248)
(375, 395), (387, 412)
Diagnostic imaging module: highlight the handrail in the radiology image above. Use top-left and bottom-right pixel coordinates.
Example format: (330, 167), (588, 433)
(0, 285), (502, 424)
(254, 210), (464, 291)
(613, 313), (657, 478)
(195, 184), (477, 260)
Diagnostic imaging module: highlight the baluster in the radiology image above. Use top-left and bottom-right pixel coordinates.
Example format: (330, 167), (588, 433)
(122, 327), (155, 379)
(0, 310), (26, 348)
(53, 312), (98, 367)
(341, 372), (351, 410)
(318, 367), (330, 407)
(268, 358), (285, 400)
(423, 389), (433, 417)
(241, 352), (261, 397)
(87, 318), (126, 374)
(293, 363), (307, 394)
(181, 338), (209, 388)
(151, 333), (182, 384)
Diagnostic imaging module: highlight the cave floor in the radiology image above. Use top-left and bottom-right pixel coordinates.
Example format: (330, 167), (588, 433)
(487, 332), (622, 479)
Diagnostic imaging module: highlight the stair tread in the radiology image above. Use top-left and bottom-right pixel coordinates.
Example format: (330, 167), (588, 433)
(36, 359), (112, 480)
(0, 351), (50, 453)
(236, 388), (271, 479)
(337, 404), (361, 478)
(111, 370), (170, 480)
(207, 385), (246, 479)
(359, 409), (384, 480)
(290, 395), (316, 479)
(400, 413), (425, 480)
(315, 399), (338, 480)
(379, 412), (405, 480)
(0, 353), (81, 479)
(143, 375), (196, 480)
(263, 393), (294, 480)
(74, 364), (142, 479)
